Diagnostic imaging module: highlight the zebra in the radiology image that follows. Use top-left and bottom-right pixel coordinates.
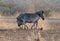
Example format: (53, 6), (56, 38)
(16, 10), (45, 29)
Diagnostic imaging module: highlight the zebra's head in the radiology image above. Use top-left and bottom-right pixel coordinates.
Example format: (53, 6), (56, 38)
(36, 10), (45, 20)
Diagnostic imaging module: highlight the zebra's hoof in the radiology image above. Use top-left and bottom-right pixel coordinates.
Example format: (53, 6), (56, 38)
(40, 27), (43, 30)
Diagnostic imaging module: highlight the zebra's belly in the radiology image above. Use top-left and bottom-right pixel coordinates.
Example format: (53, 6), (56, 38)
(26, 21), (32, 23)
(25, 18), (39, 23)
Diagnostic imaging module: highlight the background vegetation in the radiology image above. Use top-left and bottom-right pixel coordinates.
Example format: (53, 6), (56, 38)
(0, 0), (60, 18)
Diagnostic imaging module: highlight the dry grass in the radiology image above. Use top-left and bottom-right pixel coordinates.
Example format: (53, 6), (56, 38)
(0, 29), (59, 41)
(0, 16), (60, 30)
(0, 16), (60, 41)
(0, 18), (51, 30)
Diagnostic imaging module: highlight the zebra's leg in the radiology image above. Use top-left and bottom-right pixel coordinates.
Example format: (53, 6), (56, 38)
(34, 21), (38, 29)
(20, 25), (23, 30)
(17, 23), (21, 29)
(17, 25), (23, 30)
(24, 24), (28, 29)
(22, 23), (25, 30)
(31, 23), (35, 29)
(31, 21), (38, 29)
(31, 23), (34, 29)
(23, 23), (28, 30)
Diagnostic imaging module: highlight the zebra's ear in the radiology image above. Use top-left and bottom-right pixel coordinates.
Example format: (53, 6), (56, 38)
(42, 10), (44, 14)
